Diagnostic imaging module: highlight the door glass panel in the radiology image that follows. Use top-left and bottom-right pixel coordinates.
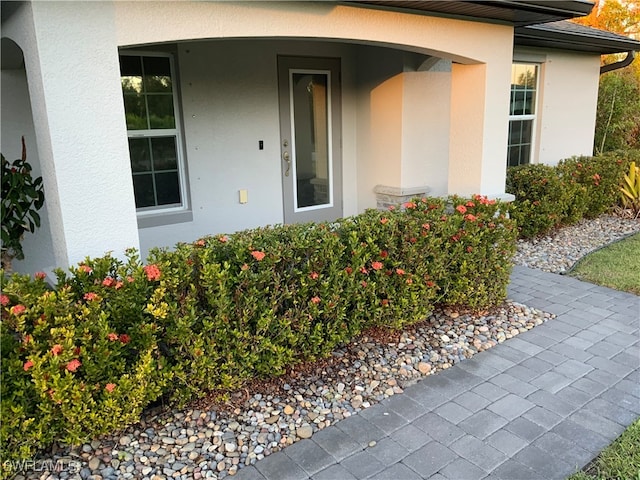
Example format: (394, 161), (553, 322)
(291, 72), (330, 209)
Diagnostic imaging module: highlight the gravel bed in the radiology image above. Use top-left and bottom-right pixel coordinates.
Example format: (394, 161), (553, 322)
(23, 216), (637, 480)
(513, 214), (640, 274)
(21, 304), (552, 480)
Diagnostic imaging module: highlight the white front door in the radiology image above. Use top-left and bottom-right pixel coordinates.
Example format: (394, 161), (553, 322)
(278, 56), (342, 224)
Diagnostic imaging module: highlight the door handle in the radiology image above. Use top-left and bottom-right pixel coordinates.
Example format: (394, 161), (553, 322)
(283, 151), (291, 177)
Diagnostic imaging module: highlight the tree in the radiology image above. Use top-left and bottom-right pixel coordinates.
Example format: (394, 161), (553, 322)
(572, 0), (640, 153)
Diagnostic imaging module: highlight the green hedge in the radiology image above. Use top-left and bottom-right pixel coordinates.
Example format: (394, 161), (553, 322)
(0, 195), (516, 466)
(507, 150), (639, 238)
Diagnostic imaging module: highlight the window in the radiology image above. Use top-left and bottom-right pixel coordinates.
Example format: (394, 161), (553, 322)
(119, 53), (186, 211)
(508, 63), (539, 167)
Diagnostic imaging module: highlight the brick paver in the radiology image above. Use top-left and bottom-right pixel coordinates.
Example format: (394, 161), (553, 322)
(234, 266), (640, 480)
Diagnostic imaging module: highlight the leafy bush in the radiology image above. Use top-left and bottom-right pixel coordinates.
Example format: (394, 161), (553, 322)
(1, 139), (45, 269)
(507, 151), (637, 238)
(0, 252), (169, 466)
(0, 196), (516, 464)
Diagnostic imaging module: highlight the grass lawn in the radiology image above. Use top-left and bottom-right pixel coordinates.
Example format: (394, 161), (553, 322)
(569, 233), (640, 295)
(567, 419), (640, 480)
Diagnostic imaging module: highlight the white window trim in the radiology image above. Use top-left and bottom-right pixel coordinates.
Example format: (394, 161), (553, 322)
(120, 51), (191, 221)
(508, 62), (541, 167)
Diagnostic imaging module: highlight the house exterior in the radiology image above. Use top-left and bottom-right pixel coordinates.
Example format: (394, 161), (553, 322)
(2, 1), (639, 274)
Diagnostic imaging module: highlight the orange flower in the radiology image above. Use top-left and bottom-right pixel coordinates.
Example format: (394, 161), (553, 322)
(310, 272), (319, 280)
(23, 335), (33, 344)
(115, 281), (124, 290)
(361, 281), (368, 288)
(126, 276), (135, 283)
(241, 263), (249, 271)
(51, 344), (63, 356)
(422, 223), (430, 230)
(360, 267), (369, 275)
(218, 235), (229, 243)
(79, 265), (93, 274)
(396, 268), (405, 275)
(466, 201), (475, 207)
(464, 214), (478, 222)
(195, 239), (206, 247)
(381, 299), (389, 306)
(426, 281), (436, 288)
(311, 296), (321, 304)
(387, 206), (396, 211)
(10, 304), (26, 315)
(35, 271), (46, 280)
(83, 292), (98, 301)
(371, 262), (383, 271)
(467, 246), (473, 253)
(102, 277), (115, 287)
(456, 205), (467, 214)
(403, 201), (417, 209)
(144, 264), (161, 281)
(66, 359), (81, 372)
(251, 251), (266, 261)
(23, 360), (34, 371)
(0, 294), (9, 306)
(345, 267), (353, 275)
(380, 218), (389, 225)
(406, 278), (413, 284)
(105, 383), (116, 393)
(107, 333), (118, 341)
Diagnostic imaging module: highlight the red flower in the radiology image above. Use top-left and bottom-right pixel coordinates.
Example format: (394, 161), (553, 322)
(79, 265), (93, 274)
(426, 281), (436, 288)
(310, 272), (319, 280)
(345, 267), (353, 275)
(464, 214), (478, 222)
(218, 235), (229, 243)
(251, 251), (266, 261)
(119, 334), (131, 344)
(403, 201), (417, 209)
(11, 304), (26, 315)
(456, 205), (467, 214)
(23, 360), (34, 371)
(35, 271), (46, 280)
(0, 294), (9, 306)
(311, 296), (321, 304)
(361, 281), (368, 287)
(144, 264), (161, 281)
(115, 281), (124, 290)
(102, 277), (115, 287)
(51, 344), (63, 356)
(83, 292), (98, 301)
(107, 333), (118, 341)
(105, 383), (116, 393)
(381, 299), (389, 306)
(440, 215), (448, 221)
(466, 201), (475, 207)
(195, 239), (206, 247)
(66, 359), (81, 372)
(23, 335), (32, 344)
(380, 250), (388, 258)
(422, 223), (430, 230)
(380, 218), (389, 225)
(396, 268), (405, 275)
(360, 267), (369, 275)
(467, 246), (473, 253)
(409, 237), (417, 244)
(387, 205), (396, 211)
(371, 262), (383, 271)
(74, 347), (81, 355)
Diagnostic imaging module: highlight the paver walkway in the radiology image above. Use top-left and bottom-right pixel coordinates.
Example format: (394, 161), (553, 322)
(235, 266), (640, 480)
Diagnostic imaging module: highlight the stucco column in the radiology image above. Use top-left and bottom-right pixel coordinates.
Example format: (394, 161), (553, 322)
(448, 62), (512, 197)
(3, 1), (140, 270)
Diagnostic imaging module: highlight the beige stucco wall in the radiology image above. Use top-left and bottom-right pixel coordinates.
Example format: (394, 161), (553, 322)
(515, 48), (601, 166)
(3, 0), (516, 268)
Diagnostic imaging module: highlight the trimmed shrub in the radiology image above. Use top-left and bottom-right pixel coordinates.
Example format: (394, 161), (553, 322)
(507, 150), (638, 238)
(0, 196), (516, 465)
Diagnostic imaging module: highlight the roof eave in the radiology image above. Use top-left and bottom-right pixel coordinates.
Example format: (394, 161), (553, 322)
(515, 28), (640, 55)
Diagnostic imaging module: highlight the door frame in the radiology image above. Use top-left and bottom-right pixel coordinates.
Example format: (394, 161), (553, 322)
(277, 55), (342, 224)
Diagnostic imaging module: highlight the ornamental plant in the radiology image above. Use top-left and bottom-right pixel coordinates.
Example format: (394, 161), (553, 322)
(620, 161), (640, 217)
(1, 195), (517, 465)
(1, 138), (45, 270)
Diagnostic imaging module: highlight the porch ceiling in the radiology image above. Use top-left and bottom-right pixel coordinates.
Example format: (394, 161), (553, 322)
(344, 1), (594, 27)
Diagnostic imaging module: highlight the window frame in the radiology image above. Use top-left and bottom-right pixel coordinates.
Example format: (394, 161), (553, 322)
(119, 51), (191, 223)
(508, 62), (541, 167)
